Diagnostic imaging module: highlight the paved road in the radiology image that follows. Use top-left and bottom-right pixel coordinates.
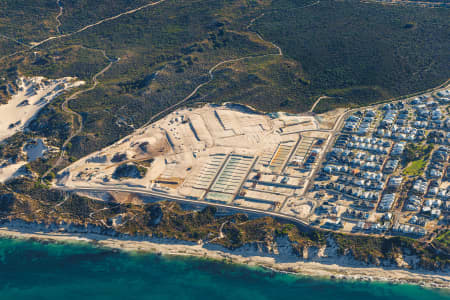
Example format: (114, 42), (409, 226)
(56, 184), (395, 238)
(58, 185), (313, 229)
(302, 108), (352, 194)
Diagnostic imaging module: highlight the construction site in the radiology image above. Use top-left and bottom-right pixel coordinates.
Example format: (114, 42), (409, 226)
(57, 104), (332, 219)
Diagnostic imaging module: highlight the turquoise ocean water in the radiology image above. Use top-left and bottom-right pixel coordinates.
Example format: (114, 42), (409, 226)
(0, 237), (448, 300)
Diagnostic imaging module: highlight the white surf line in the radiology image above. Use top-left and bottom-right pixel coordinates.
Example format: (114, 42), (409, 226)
(30, 0), (168, 49)
(55, 0), (64, 34)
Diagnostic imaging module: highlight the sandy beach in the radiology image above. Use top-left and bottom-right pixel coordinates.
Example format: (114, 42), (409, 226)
(0, 227), (448, 290)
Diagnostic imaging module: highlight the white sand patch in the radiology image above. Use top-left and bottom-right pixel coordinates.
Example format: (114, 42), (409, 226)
(56, 105), (330, 206)
(0, 76), (85, 141)
(0, 161), (26, 183)
(0, 227), (448, 289)
(23, 138), (48, 162)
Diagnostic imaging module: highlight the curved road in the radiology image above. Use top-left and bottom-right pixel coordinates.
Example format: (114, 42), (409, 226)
(143, 51), (282, 126)
(1, 0), (168, 61)
(309, 95), (332, 112)
(143, 11), (287, 126)
(55, 0), (64, 35)
(43, 48), (117, 178)
(57, 185), (312, 229)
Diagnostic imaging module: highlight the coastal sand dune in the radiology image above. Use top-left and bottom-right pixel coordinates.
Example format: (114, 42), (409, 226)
(0, 227), (448, 290)
(0, 76), (84, 183)
(0, 76), (84, 141)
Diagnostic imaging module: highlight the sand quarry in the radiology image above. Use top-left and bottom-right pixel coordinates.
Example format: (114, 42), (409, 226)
(57, 104), (329, 214)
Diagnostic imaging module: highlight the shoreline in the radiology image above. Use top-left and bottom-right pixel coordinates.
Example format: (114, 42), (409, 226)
(0, 227), (448, 290)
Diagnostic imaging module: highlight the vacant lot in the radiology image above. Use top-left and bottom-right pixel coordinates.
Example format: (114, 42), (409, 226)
(255, 0), (450, 111)
(403, 159), (427, 176)
(0, 0), (449, 172)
